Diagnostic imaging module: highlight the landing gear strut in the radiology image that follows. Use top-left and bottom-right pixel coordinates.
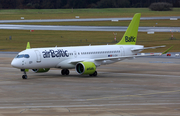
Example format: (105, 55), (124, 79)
(21, 69), (28, 79)
(61, 69), (70, 75)
(89, 71), (97, 77)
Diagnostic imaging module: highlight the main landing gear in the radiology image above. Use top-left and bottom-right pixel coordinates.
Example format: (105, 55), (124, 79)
(21, 69), (28, 79)
(89, 71), (97, 77)
(61, 69), (70, 75)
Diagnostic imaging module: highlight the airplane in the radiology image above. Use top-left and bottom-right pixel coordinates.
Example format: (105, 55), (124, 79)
(11, 13), (167, 79)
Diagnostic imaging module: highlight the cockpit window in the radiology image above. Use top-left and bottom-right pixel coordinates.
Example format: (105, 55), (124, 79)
(15, 55), (24, 58)
(24, 54), (30, 58)
(15, 54), (30, 58)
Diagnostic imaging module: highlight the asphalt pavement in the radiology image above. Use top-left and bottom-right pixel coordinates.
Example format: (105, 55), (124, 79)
(0, 24), (180, 32)
(0, 16), (180, 23)
(0, 53), (180, 116)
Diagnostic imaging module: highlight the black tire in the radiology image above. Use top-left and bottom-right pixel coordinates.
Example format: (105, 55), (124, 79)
(65, 69), (69, 75)
(61, 69), (69, 75)
(89, 71), (97, 77)
(61, 69), (65, 75)
(22, 75), (27, 79)
(93, 71), (97, 77)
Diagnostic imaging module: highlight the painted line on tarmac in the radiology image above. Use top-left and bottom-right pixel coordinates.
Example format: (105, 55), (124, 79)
(100, 72), (180, 78)
(0, 103), (180, 109)
(87, 90), (180, 101)
(2, 68), (179, 78)
(1, 67), (180, 78)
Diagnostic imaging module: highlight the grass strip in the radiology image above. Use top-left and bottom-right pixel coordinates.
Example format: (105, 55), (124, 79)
(0, 29), (179, 52)
(0, 8), (180, 20)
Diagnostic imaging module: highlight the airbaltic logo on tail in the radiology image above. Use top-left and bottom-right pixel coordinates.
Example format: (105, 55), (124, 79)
(125, 36), (136, 42)
(42, 49), (69, 58)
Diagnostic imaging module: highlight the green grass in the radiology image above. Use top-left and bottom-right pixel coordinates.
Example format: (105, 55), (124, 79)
(0, 8), (179, 52)
(0, 29), (179, 52)
(0, 8), (180, 20)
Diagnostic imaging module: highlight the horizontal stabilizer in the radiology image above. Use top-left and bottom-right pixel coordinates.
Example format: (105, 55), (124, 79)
(131, 45), (166, 51)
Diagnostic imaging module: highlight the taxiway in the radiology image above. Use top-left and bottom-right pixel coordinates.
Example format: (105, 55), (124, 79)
(0, 24), (180, 32)
(0, 16), (180, 23)
(0, 53), (180, 115)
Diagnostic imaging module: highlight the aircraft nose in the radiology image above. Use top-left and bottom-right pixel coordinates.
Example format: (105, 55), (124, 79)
(11, 59), (21, 68)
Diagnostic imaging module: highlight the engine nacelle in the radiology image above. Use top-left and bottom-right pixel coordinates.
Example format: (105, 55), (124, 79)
(32, 68), (50, 73)
(75, 62), (96, 75)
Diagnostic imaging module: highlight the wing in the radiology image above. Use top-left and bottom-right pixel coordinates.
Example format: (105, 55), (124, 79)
(68, 46), (172, 64)
(68, 58), (91, 64)
(68, 53), (161, 64)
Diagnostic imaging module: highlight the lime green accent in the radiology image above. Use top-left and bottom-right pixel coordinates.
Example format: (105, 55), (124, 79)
(80, 62), (96, 75)
(33, 68), (50, 73)
(26, 42), (31, 49)
(162, 46), (173, 54)
(116, 13), (141, 45)
(24, 42), (31, 72)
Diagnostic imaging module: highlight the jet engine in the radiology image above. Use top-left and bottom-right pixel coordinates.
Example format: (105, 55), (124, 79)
(75, 62), (96, 75)
(32, 68), (50, 73)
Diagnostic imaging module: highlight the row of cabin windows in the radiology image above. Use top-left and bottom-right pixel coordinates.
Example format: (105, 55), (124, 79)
(81, 50), (120, 55)
(68, 50), (120, 56)
(69, 53), (73, 55)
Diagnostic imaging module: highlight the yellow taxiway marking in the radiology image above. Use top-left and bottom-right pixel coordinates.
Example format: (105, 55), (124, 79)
(87, 90), (180, 101)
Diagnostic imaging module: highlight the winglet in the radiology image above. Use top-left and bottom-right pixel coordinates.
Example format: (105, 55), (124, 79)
(116, 13), (141, 45)
(26, 42), (31, 49)
(25, 42), (30, 72)
(162, 46), (173, 54)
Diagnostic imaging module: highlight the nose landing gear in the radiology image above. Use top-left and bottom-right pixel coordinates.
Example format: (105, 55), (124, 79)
(21, 69), (28, 79)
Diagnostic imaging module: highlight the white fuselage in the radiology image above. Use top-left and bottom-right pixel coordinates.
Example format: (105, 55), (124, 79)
(11, 45), (144, 69)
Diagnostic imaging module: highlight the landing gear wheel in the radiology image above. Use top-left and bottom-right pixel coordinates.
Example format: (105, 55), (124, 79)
(65, 69), (69, 75)
(61, 69), (70, 75)
(93, 71), (97, 76)
(21, 69), (28, 79)
(61, 70), (65, 75)
(89, 71), (97, 77)
(22, 75), (27, 79)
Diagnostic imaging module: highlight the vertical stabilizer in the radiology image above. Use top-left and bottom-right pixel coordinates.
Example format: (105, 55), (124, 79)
(116, 13), (141, 45)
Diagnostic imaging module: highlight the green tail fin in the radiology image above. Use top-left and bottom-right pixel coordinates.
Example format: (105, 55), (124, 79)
(26, 42), (31, 49)
(116, 13), (141, 45)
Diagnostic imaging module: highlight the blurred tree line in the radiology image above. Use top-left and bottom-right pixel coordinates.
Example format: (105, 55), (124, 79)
(0, 0), (179, 9)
